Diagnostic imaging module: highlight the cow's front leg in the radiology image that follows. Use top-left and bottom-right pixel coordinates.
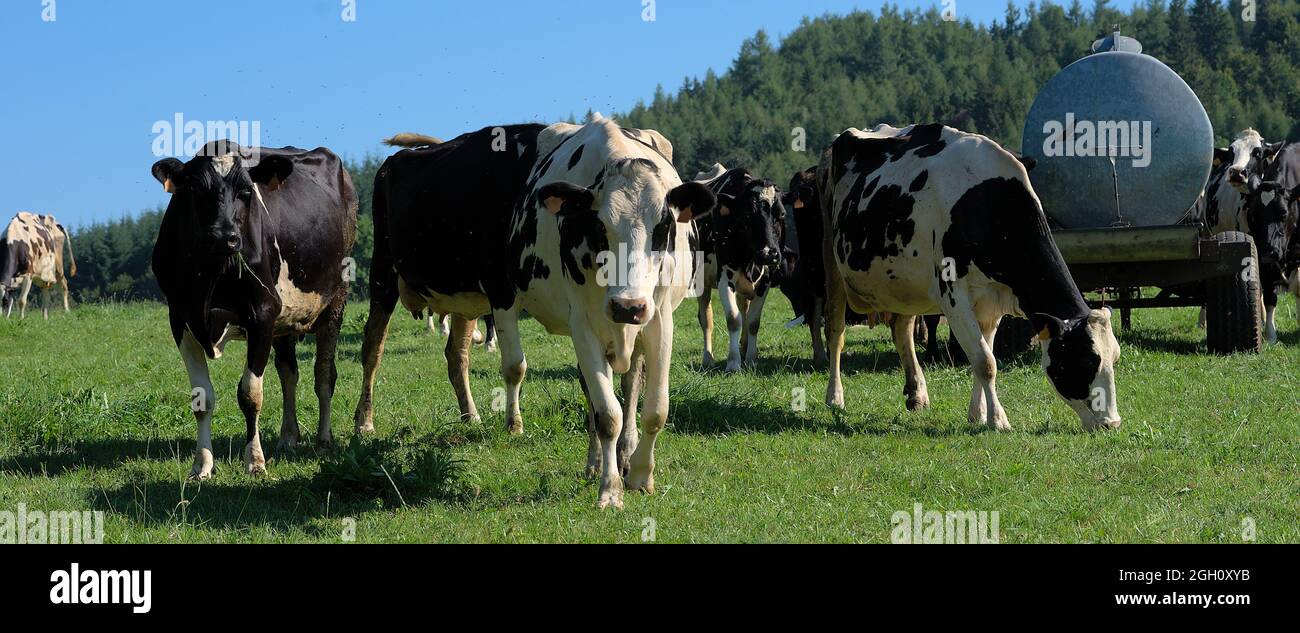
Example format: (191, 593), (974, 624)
(718, 272), (743, 372)
(945, 294), (1009, 431)
(445, 315), (480, 422)
(891, 315), (929, 411)
(313, 296), (345, 449)
(1263, 282), (1279, 344)
(180, 331), (216, 480)
(239, 327), (273, 475)
(17, 276), (32, 319)
(697, 286), (715, 366)
(272, 337), (301, 452)
(493, 308), (527, 435)
(742, 288), (768, 368)
(627, 311), (672, 494)
(573, 327), (623, 509)
(618, 345), (644, 476)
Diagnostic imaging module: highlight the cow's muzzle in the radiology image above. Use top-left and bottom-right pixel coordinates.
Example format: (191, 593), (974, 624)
(608, 298), (648, 325)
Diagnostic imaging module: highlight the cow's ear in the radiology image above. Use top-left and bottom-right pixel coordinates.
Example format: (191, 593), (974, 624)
(249, 155), (294, 192)
(1030, 313), (1067, 342)
(791, 185), (816, 209)
(1212, 148), (1231, 168)
(152, 158), (185, 194)
(667, 181), (717, 223)
(538, 182), (596, 216)
(1263, 142), (1286, 161)
(1015, 153), (1038, 172)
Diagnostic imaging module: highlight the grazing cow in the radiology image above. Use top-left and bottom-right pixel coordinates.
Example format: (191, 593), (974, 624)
(151, 141), (357, 479)
(353, 125), (546, 432)
(1247, 142), (1300, 340)
(692, 164), (785, 371)
(1, 212), (77, 319)
(499, 115), (713, 508)
(821, 124), (1121, 431)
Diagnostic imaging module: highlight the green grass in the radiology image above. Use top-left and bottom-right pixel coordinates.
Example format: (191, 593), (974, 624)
(1, 295), (1296, 543)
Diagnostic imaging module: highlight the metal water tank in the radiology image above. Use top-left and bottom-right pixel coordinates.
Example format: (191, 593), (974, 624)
(1021, 32), (1214, 228)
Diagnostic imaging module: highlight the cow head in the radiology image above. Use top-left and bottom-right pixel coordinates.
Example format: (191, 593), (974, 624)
(1032, 308), (1122, 431)
(715, 179), (785, 282)
(539, 159), (714, 328)
(151, 143), (293, 260)
(1214, 130), (1279, 193)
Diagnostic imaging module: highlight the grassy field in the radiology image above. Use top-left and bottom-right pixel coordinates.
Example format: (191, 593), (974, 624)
(0, 294), (1296, 543)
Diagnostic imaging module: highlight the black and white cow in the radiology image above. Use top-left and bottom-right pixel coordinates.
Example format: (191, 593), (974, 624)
(821, 124), (1121, 431)
(353, 125), (545, 433)
(151, 141), (357, 478)
(1, 212), (77, 319)
(500, 116), (713, 508)
(692, 164), (785, 371)
(1246, 142), (1300, 336)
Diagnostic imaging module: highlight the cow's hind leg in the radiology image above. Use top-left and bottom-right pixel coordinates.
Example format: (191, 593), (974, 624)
(578, 373), (600, 478)
(314, 297), (345, 449)
(272, 337), (301, 452)
(180, 331), (217, 479)
(618, 345), (644, 476)
(494, 308), (527, 435)
(892, 315), (930, 411)
(60, 277), (71, 312)
(483, 314), (498, 353)
(445, 315), (480, 422)
(354, 291), (397, 433)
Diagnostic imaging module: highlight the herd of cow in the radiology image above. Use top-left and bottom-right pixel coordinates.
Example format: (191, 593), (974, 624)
(2, 116), (1297, 508)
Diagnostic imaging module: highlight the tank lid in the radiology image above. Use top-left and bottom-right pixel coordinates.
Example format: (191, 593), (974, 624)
(1092, 28), (1143, 54)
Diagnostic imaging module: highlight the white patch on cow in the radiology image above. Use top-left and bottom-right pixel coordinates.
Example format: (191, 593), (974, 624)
(693, 163), (727, 182)
(273, 252), (327, 335)
(211, 154), (237, 177)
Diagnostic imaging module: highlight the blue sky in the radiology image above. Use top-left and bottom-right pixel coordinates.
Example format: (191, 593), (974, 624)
(0, 0), (1139, 227)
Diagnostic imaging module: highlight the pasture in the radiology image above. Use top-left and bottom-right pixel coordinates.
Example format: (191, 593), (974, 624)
(0, 295), (1296, 543)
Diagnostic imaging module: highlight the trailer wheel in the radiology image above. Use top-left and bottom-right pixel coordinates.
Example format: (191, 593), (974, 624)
(1205, 231), (1263, 355)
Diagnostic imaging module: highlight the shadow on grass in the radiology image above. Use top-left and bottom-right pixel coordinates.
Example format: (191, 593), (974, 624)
(1118, 327), (1203, 355)
(667, 391), (989, 439)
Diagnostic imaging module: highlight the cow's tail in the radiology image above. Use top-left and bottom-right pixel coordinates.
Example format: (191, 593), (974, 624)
(383, 133), (443, 149)
(58, 223), (77, 277)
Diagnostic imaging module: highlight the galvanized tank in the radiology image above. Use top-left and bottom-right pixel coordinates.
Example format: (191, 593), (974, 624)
(1021, 33), (1214, 229)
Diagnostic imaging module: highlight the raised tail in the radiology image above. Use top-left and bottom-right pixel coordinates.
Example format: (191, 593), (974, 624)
(382, 133), (443, 148)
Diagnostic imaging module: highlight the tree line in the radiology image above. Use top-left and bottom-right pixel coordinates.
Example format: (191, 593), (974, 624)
(57, 0), (1300, 303)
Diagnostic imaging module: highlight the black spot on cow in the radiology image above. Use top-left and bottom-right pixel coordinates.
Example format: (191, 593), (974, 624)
(838, 183), (916, 273)
(940, 177), (1090, 320)
(1043, 323), (1101, 400)
(568, 144), (585, 170)
(557, 211), (609, 286)
(909, 171), (929, 193)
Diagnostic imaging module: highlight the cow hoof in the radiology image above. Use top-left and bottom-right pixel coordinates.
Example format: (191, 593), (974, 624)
(906, 394), (930, 411)
(702, 351), (714, 366)
(724, 361), (742, 373)
(315, 436), (335, 452)
(597, 488), (624, 510)
(355, 421), (375, 434)
(505, 414), (524, 436)
(243, 443), (267, 475)
(485, 340), (498, 353)
(826, 388), (845, 409)
(988, 418), (1012, 432)
(188, 458), (214, 481)
(275, 434), (300, 453)
(626, 463), (654, 494)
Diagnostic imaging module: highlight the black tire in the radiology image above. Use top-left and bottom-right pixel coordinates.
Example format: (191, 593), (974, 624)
(1205, 231), (1263, 355)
